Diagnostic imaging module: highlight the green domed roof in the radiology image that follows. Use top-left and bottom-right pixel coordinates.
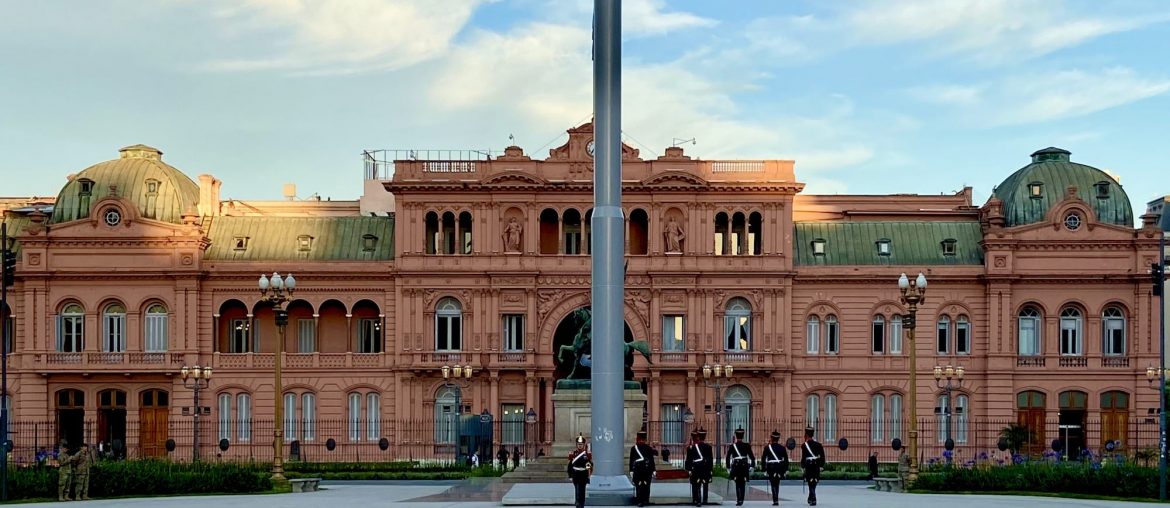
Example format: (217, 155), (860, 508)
(52, 145), (200, 224)
(992, 147), (1133, 227)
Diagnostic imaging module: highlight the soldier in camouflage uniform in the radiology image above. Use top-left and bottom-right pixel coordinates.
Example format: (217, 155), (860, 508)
(72, 443), (95, 500)
(56, 441), (74, 502)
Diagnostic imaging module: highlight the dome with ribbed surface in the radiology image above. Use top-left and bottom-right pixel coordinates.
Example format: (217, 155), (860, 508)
(991, 147), (1133, 227)
(52, 145), (199, 224)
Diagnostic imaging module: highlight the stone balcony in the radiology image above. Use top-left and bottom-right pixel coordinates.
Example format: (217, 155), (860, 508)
(212, 352), (387, 370)
(34, 352), (185, 372)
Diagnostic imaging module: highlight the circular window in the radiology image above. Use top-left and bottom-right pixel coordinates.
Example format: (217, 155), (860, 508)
(1063, 212), (1082, 231)
(103, 208), (122, 226)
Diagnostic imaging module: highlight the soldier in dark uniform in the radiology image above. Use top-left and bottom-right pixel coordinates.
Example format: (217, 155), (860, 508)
(725, 427), (755, 506)
(800, 427), (826, 506)
(684, 428), (713, 507)
(567, 434), (593, 508)
(629, 430), (656, 507)
(761, 430), (789, 506)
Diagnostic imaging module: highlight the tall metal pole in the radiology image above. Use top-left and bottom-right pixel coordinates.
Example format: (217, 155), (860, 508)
(192, 384), (201, 462)
(944, 380), (952, 465)
(907, 312), (918, 482)
(590, 0), (631, 493)
(272, 308), (287, 482)
(714, 384), (722, 465)
(1, 223), (10, 501)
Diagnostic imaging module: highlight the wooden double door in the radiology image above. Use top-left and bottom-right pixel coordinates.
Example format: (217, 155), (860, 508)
(139, 389), (170, 458)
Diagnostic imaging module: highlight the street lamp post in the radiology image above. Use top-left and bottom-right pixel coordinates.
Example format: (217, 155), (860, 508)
(441, 364), (474, 464)
(933, 365), (964, 465)
(898, 272), (927, 483)
(1149, 365), (1169, 495)
(701, 364), (733, 463)
(258, 271), (295, 483)
(180, 364), (213, 462)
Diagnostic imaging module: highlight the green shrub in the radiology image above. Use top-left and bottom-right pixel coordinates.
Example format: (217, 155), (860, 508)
(913, 463), (1158, 499)
(7, 460), (272, 501)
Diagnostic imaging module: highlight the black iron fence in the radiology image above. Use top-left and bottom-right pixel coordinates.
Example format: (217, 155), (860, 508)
(5, 416), (1160, 466)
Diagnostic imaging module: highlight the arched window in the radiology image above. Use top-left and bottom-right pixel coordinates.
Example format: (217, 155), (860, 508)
(144, 303), (168, 352)
(1102, 307), (1126, 356)
(218, 393), (232, 441)
(1059, 307), (1083, 355)
(302, 393), (316, 441)
(714, 212), (729, 256)
(824, 315), (839, 354)
(283, 393), (297, 442)
(748, 212), (763, 255)
(539, 209), (559, 254)
(236, 393), (252, 442)
(57, 303), (85, 353)
(629, 208), (648, 255)
(103, 303), (126, 353)
(890, 393), (903, 441)
(730, 212), (747, 255)
(805, 392), (836, 440)
(1018, 306), (1041, 356)
(435, 386), (460, 444)
(936, 315), (950, 355)
(563, 209), (582, 255)
(425, 211), (439, 254)
(440, 212), (457, 254)
(723, 298), (752, 351)
(458, 211), (473, 254)
(890, 314), (904, 354)
(806, 316), (820, 354)
(936, 394), (950, 443)
(824, 394), (837, 441)
(435, 298), (463, 351)
(805, 394), (819, 433)
(871, 394), (885, 442)
(724, 385), (751, 442)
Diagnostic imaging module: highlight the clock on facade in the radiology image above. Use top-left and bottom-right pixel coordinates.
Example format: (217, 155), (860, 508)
(104, 208), (122, 226)
(586, 139), (595, 158)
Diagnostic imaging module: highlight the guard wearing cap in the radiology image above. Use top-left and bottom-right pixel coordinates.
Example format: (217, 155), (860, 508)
(684, 428), (714, 507)
(761, 430), (789, 506)
(567, 434), (593, 508)
(800, 427), (826, 506)
(628, 430), (656, 507)
(725, 427), (755, 506)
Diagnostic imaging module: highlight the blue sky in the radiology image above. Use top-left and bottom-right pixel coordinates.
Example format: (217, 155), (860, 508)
(1, 0), (1168, 216)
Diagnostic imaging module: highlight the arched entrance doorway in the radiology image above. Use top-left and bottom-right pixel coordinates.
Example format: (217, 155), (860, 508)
(97, 389), (127, 454)
(551, 306), (635, 382)
(140, 389), (169, 457)
(55, 389), (85, 448)
(1058, 390), (1087, 459)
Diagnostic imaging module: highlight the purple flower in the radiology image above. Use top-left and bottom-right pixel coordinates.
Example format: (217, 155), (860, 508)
(943, 450), (954, 459)
(978, 451), (989, 460)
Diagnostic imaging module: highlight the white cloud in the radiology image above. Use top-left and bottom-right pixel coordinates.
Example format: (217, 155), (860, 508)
(910, 67), (1170, 125)
(202, 0), (483, 74)
(622, 0), (716, 36)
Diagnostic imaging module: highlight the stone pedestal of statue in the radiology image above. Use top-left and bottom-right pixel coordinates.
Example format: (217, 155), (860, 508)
(551, 382), (647, 457)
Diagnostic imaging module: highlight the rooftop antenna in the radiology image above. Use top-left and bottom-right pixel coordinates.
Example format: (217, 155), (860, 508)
(671, 137), (696, 147)
(508, 133), (516, 145)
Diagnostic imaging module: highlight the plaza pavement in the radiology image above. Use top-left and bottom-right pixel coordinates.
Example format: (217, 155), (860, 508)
(7, 480), (1151, 507)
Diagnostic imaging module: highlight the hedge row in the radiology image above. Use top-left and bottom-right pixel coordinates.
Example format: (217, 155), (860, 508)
(913, 463), (1158, 499)
(9, 461), (272, 501)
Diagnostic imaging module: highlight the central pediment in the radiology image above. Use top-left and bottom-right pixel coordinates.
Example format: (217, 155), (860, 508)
(545, 121), (642, 162)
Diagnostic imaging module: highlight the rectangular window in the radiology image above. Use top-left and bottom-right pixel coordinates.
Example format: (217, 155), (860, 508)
(348, 393), (362, 441)
(955, 396), (969, 443)
(871, 395), (884, 442)
(144, 314), (167, 352)
(871, 318), (885, 354)
(825, 319), (839, 354)
(297, 319), (316, 353)
(283, 393), (297, 442)
(366, 393), (381, 441)
(1104, 320), (1125, 355)
(956, 319), (970, 354)
(936, 319), (950, 354)
(1060, 318), (1082, 355)
(806, 319), (819, 354)
(4, 315), (14, 355)
(230, 319), (250, 353)
(358, 318), (381, 353)
(824, 395), (837, 441)
(662, 315), (685, 352)
(890, 316), (903, 354)
(57, 315), (83, 353)
(302, 393), (316, 441)
(890, 394), (903, 441)
(104, 314), (125, 353)
(236, 394), (251, 442)
(218, 394), (232, 441)
(1019, 317), (1040, 355)
(724, 315), (751, 351)
(806, 395), (819, 434)
(503, 314), (524, 352)
(714, 233), (724, 256)
(936, 395), (950, 443)
(436, 315), (462, 351)
(660, 404), (685, 444)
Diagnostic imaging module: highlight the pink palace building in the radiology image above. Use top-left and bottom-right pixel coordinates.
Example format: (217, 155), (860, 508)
(0, 122), (1165, 463)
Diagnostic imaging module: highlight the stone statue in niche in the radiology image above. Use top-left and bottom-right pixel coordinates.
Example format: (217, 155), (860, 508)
(502, 217), (524, 252)
(663, 216), (686, 253)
